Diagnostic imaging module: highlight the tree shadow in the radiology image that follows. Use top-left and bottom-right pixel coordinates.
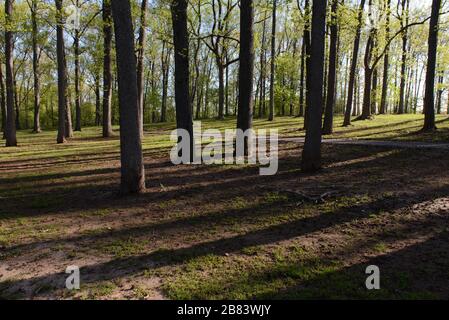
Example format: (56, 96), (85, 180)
(253, 230), (449, 300)
(2, 183), (448, 298)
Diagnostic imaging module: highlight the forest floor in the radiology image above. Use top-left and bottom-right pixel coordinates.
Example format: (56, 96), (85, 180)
(1, 114), (449, 300)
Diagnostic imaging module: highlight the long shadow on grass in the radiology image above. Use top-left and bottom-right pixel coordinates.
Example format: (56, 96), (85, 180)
(2, 184), (448, 298)
(0, 147), (172, 172)
(0, 146), (409, 219)
(1, 146), (447, 221)
(191, 212), (449, 300)
(253, 231), (449, 300)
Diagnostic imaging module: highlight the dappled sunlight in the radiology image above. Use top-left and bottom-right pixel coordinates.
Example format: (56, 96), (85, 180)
(1, 117), (449, 299)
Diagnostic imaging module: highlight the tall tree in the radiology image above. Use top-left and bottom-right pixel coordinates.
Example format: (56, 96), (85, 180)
(301, 0), (327, 172)
(171, 0), (194, 160)
(94, 70), (101, 126)
(302, 0), (312, 127)
(4, 0), (17, 147)
(298, 0), (311, 119)
(102, 0), (113, 137)
(398, 0), (410, 114)
(29, 0), (41, 133)
(199, 0), (239, 120)
(55, 0), (66, 144)
(322, 0), (339, 134)
(111, 0), (146, 194)
(268, 0), (277, 121)
(343, 0), (366, 126)
(422, 0), (441, 131)
(436, 71), (444, 114)
(137, 0), (148, 137)
(0, 59), (6, 137)
(358, 0), (377, 120)
(237, 0), (254, 154)
(160, 40), (171, 123)
(73, 0), (82, 131)
(379, 0), (391, 114)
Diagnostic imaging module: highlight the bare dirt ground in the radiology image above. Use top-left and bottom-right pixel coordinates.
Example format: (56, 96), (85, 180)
(1, 130), (449, 299)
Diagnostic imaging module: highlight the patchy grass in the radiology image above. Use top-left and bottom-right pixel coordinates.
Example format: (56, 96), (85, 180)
(1, 115), (449, 300)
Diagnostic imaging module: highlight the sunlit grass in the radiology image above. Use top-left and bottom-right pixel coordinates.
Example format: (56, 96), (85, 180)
(2, 113), (448, 160)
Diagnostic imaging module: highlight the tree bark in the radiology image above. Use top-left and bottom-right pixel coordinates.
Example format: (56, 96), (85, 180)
(343, 0), (366, 126)
(74, 26), (82, 131)
(322, 0), (338, 135)
(4, 0), (17, 146)
(436, 73), (443, 114)
(95, 70), (101, 126)
(102, 0), (114, 137)
(171, 0), (194, 160)
(14, 79), (19, 130)
(217, 60), (225, 120)
(160, 41), (170, 123)
(137, 0), (148, 137)
(379, 0), (390, 114)
(303, 0), (312, 129)
(260, 11), (268, 118)
(358, 24), (376, 120)
(398, 0), (409, 115)
(111, 0), (146, 194)
(422, 0), (441, 131)
(268, 0), (277, 121)
(371, 67), (378, 114)
(0, 61), (6, 136)
(301, 0), (327, 172)
(30, 0), (41, 133)
(55, 0), (67, 144)
(237, 0), (254, 154)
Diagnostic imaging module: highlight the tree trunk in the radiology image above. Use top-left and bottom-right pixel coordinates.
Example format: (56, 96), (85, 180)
(301, 0), (327, 172)
(5, 0), (17, 146)
(161, 41), (170, 123)
(171, 0), (194, 161)
(103, 0), (114, 137)
(398, 0), (409, 115)
(137, 0), (148, 137)
(0, 62), (6, 136)
(14, 79), (19, 130)
(204, 59), (213, 118)
(298, 35), (306, 118)
(225, 54), (230, 117)
(111, 0), (146, 194)
(237, 0), (254, 154)
(371, 67), (378, 114)
(322, 0), (338, 135)
(217, 61), (225, 120)
(268, 0), (277, 121)
(65, 87), (73, 138)
(436, 73), (443, 114)
(95, 71), (101, 126)
(303, 0), (312, 129)
(74, 27), (82, 131)
(380, 0), (391, 114)
(55, 0), (67, 144)
(259, 11), (268, 118)
(30, 0), (41, 133)
(358, 27), (375, 120)
(343, 0), (366, 126)
(447, 89), (449, 115)
(422, 0), (441, 131)
(360, 68), (373, 119)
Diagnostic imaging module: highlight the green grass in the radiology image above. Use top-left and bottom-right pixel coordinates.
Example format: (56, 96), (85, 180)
(1, 114), (449, 300)
(1, 114), (448, 163)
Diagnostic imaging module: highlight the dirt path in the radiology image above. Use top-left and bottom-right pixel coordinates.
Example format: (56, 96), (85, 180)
(282, 137), (449, 150)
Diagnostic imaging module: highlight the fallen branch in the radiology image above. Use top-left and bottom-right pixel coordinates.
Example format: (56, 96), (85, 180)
(283, 190), (337, 204)
(260, 186), (338, 204)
